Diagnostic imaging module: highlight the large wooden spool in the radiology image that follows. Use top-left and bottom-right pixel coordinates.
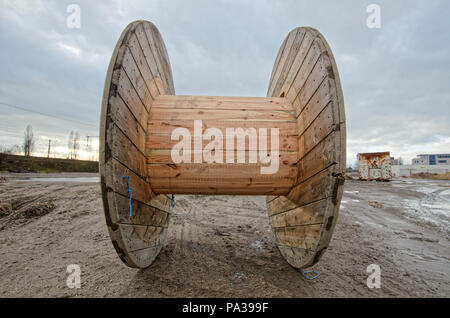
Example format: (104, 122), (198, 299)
(100, 20), (346, 270)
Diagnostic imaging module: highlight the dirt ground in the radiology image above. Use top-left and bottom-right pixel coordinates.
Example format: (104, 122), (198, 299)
(0, 173), (448, 297)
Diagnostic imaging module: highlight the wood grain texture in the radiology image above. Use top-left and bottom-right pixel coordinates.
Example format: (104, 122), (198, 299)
(100, 21), (345, 271)
(100, 20), (174, 269)
(266, 27), (346, 269)
(146, 95), (298, 195)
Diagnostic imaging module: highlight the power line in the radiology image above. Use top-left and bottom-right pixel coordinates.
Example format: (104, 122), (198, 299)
(0, 101), (98, 128)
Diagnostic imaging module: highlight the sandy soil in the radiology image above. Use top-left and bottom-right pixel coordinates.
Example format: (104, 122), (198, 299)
(0, 173), (448, 297)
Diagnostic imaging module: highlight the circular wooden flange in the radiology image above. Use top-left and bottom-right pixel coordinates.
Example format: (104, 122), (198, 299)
(266, 27), (346, 269)
(99, 20), (175, 268)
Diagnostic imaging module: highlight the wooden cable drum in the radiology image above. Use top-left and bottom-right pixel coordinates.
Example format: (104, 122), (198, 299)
(100, 20), (346, 270)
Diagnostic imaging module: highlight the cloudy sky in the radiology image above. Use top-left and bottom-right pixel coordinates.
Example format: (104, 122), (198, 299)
(0, 0), (449, 165)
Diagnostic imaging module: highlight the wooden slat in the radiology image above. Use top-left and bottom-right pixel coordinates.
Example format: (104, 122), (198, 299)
(122, 47), (153, 111)
(298, 132), (338, 182)
(146, 149), (298, 165)
(147, 134), (298, 152)
(116, 69), (149, 130)
(295, 53), (332, 117)
(151, 23), (175, 93)
(281, 30), (316, 101)
(148, 163), (297, 179)
(108, 95), (146, 153)
(148, 120), (298, 136)
(270, 29), (306, 98)
(153, 95), (293, 111)
(135, 24), (165, 95)
(287, 165), (338, 206)
(127, 32), (158, 103)
(105, 159), (154, 205)
(108, 192), (169, 226)
(143, 22), (171, 94)
(269, 35), (288, 86)
(267, 195), (298, 216)
(107, 123), (147, 178)
(274, 224), (322, 250)
(270, 198), (328, 227)
(149, 108), (295, 121)
(298, 101), (335, 157)
(119, 224), (165, 251)
(268, 29), (299, 96)
(286, 34), (322, 103)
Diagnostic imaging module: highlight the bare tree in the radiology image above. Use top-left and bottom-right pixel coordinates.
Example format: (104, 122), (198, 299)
(23, 125), (35, 157)
(68, 131), (74, 159)
(73, 132), (80, 160)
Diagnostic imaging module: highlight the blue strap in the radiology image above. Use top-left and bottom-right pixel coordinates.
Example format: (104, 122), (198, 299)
(171, 194), (175, 208)
(122, 176), (132, 217)
(301, 269), (319, 281)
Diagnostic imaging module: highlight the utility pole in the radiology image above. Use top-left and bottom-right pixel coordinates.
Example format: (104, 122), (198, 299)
(47, 139), (51, 158)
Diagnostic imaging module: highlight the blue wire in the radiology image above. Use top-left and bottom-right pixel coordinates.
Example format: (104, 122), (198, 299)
(122, 176), (132, 217)
(301, 269), (319, 281)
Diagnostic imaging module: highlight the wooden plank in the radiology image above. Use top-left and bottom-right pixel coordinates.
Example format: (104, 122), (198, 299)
(148, 120), (298, 136)
(270, 29), (306, 98)
(270, 198), (328, 227)
(295, 53), (332, 117)
(104, 159), (154, 205)
(152, 185), (290, 196)
(146, 134), (298, 152)
(150, 177), (294, 189)
(127, 32), (158, 107)
(146, 149), (298, 165)
(149, 108), (295, 122)
(134, 24), (165, 95)
(143, 22), (171, 94)
(152, 25), (175, 94)
(108, 192), (169, 225)
(153, 95), (293, 111)
(107, 123), (147, 178)
(287, 165), (338, 206)
(267, 196), (299, 217)
(119, 224), (165, 251)
(122, 47), (153, 111)
(298, 132), (338, 182)
(274, 224), (322, 250)
(281, 30), (316, 101)
(269, 35), (288, 86)
(268, 29), (299, 97)
(286, 35), (323, 103)
(148, 163), (297, 179)
(116, 68), (149, 130)
(108, 95), (146, 153)
(277, 245), (316, 269)
(297, 77), (335, 131)
(298, 101), (335, 157)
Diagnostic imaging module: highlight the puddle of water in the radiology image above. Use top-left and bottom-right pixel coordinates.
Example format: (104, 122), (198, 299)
(21, 177), (99, 183)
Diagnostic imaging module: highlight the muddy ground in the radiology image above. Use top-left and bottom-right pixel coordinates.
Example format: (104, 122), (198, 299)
(0, 173), (448, 297)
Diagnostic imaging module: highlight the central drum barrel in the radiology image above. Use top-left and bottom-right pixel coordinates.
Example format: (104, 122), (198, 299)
(146, 95), (298, 195)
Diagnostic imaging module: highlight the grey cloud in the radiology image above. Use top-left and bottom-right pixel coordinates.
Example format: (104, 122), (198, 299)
(0, 0), (448, 163)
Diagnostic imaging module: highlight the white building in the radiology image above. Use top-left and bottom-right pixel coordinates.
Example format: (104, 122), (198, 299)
(412, 154), (450, 165)
(392, 164), (450, 177)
